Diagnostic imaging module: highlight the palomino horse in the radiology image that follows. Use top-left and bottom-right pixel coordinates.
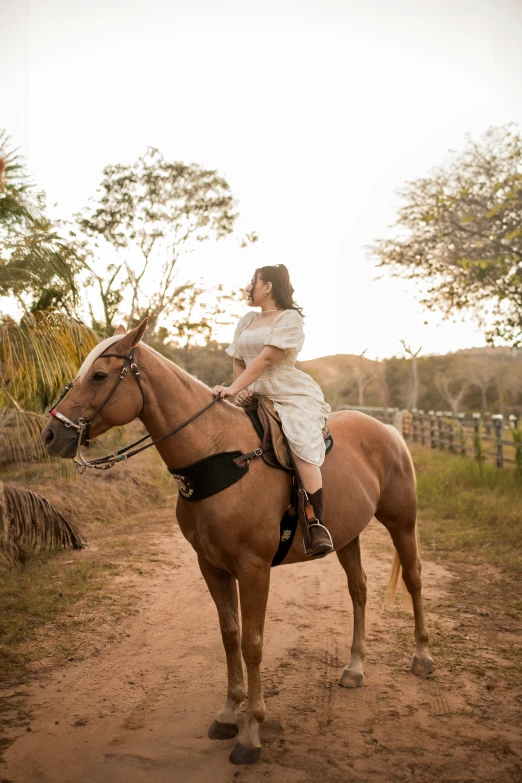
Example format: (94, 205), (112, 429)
(41, 320), (434, 765)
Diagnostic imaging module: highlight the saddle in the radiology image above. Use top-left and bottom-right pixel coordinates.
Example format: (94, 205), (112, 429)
(244, 397), (333, 472)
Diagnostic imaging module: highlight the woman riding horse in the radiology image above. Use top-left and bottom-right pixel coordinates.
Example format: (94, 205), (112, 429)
(212, 265), (333, 555)
(41, 288), (434, 766)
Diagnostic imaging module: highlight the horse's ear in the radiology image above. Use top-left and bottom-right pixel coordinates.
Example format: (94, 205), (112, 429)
(113, 324), (127, 336)
(117, 318), (148, 352)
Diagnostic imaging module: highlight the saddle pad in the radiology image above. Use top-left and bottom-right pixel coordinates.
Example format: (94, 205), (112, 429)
(169, 451), (248, 501)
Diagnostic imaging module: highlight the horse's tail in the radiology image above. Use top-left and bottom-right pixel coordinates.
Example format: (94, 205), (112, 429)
(383, 423), (417, 609)
(385, 548), (403, 606)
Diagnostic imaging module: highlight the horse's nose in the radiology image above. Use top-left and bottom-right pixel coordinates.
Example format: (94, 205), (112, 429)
(42, 424), (55, 448)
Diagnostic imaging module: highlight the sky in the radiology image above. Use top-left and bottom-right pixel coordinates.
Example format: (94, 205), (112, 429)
(1, 0), (522, 360)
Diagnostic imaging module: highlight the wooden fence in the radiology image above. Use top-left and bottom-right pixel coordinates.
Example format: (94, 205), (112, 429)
(338, 406), (522, 471)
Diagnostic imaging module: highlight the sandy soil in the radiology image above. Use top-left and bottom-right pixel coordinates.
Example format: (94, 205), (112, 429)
(2, 514), (522, 783)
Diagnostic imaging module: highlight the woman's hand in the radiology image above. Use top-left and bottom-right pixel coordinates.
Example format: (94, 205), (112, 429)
(212, 384), (237, 399)
(234, 389), (253, 407)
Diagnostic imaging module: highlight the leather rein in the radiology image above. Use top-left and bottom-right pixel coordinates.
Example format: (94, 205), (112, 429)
(50, 345), (221, 474)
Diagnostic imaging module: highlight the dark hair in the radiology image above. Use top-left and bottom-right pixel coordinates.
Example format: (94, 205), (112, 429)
(255, 264), (304, 316)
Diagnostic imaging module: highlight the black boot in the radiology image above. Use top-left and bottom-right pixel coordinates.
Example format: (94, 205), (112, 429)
(307, 489), (334, 556)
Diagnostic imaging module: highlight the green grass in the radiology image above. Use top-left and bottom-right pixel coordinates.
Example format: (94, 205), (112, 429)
(411, 444), (522, 575)
(0, 553), (106, 679)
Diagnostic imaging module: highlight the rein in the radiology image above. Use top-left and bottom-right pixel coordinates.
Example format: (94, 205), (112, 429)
(50, 346), (222, 474)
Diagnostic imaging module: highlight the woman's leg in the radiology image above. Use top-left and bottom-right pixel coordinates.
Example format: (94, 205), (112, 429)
(290, 451), (333, 555)
(291, 453), (322, 493)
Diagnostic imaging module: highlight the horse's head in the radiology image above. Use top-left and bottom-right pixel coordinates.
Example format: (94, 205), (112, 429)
(41, 320), (148, 458)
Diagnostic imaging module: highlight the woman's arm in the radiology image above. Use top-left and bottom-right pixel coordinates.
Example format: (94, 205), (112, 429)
(233, 358), (246, 380)
(213, 346), (285, 398)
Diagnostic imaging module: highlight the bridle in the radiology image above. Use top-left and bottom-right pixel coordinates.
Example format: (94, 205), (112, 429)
(50, 344), (221, 474)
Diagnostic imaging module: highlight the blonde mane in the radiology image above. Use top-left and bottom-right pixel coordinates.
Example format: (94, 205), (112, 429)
(77, 334), (126, 381)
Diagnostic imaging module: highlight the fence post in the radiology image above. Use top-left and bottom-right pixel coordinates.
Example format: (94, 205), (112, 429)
(419, 410), (426, 446)
(492, 414), (504, 469)
(472, 413), (482, 466)
(436, 411), (444, 448)
(429, 410), (436, 448)
(447, 412), (455, 452)
(457, 413), (466, 456)
(412, 408), (418, 443)
(484, 412), (492, 439)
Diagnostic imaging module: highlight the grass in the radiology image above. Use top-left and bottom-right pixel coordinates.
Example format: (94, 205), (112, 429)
(411, 444), (522, 575)
(0, 554), (106, 678)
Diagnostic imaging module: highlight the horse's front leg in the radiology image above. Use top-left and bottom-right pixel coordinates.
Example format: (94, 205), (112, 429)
(198, 556), (246, 739)
(229, 561), (271, 765)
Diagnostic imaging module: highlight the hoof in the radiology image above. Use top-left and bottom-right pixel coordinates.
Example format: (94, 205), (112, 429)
(229, 743), (261, 765)
(208, 720), (239, 740)
(338, 669), (364, 688)
(412, 655), (434, 676)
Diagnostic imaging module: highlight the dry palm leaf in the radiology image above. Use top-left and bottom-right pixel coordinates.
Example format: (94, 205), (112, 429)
(0, 311), (100, 469)
(0, 480), (86, 567)
(0, 310), (100, 408)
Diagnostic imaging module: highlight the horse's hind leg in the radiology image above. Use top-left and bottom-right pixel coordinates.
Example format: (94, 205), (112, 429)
(337, 536), (367, 688)
(377, 508), (434, 676)
(198, 556), (246, 739)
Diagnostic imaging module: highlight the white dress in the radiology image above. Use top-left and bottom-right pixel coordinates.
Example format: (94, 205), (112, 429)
(226, 309), (331, 466)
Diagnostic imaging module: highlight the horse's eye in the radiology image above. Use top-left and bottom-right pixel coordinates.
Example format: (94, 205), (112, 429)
(91, 371), (108, 382)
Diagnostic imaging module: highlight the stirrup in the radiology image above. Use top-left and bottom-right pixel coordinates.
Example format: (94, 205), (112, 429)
(303, 521), (334, 558)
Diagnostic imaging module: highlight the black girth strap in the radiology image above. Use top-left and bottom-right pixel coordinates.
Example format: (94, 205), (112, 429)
(271, 477), (299, 567)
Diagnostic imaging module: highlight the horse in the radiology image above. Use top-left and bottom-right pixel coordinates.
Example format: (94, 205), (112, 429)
(41, 320), (434, 766)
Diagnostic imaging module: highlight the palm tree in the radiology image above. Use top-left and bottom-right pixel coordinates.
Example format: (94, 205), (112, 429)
(0, 310), (99, 460)
(0, 129), (80, 313)
(1, 130), (100, 460)
(0, 133), (99, 560)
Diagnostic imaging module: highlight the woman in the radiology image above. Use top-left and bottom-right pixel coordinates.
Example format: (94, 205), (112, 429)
(212, 264), (333, 555)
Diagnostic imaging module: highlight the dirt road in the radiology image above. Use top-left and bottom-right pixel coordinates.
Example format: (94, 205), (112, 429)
(2, 515), (522, 783)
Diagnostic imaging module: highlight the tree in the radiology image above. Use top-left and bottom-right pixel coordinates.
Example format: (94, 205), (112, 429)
(0, 311), (99, 464)
(468, 356), (498, 410)
(0, 130), (80, 313)
(76, 147), (239, 333)
(435, 371), (470, 415)
(353, 350), (378, 406)
(167, 283), (244, 365)
(371, 125), (522, 346)
(400, 341), (422, 410)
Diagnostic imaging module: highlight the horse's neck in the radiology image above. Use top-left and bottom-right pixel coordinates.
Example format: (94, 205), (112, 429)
(137, 346), (243, 467)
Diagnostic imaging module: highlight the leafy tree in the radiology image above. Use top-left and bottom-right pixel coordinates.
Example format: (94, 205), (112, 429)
(156, 340), (235, 388)
(0, 130), (80, 313)
(371, 125), (522, 345)
(76, 147), (239, 333)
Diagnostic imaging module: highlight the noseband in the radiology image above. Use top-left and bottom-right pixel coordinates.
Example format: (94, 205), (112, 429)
(50, 345), (220, 473)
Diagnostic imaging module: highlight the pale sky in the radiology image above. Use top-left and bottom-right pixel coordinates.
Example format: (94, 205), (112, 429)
(2, 0), (522, 359)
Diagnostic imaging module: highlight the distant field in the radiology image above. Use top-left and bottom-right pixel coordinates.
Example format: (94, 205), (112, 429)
(411, 444), (522, 577)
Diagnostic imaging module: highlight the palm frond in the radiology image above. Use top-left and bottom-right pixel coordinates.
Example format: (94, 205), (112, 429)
(0, 407), (48, 465)
(0, 480), (86, 567)
(0, 311), (100, 409)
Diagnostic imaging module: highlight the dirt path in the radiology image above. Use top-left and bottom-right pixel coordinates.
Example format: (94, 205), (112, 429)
(2, 516), (522, 783)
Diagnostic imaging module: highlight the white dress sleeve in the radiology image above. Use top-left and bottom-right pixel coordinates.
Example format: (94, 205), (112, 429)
(225, 313), (256, 359)
(264, 310), (305, 355)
